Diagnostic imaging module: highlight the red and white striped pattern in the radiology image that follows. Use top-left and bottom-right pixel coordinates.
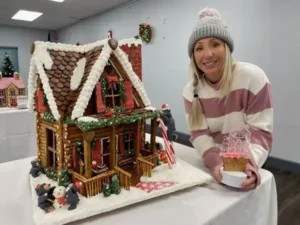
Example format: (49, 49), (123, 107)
(157, 117), (176, 169)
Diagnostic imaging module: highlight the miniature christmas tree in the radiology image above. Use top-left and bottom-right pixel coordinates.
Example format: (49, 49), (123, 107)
(110, 175), (121, 195)
(2, 52), (15, 77)
(103, 183), (111, 197)
(58, 169), (72, 187)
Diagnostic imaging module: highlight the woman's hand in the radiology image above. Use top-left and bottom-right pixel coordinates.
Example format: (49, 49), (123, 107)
(212, 164), (223, 183)
(242, 170), (257, 190)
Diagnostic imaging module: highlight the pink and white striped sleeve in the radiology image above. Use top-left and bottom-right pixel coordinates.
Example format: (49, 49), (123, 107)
(183, 97), (223, 172)
(246, 68), (273, 168)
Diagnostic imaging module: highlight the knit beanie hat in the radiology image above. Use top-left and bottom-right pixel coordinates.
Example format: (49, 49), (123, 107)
(188, 8), (234, 58)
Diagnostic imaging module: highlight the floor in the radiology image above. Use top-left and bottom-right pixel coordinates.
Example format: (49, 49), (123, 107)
(262, 165), (300, 225)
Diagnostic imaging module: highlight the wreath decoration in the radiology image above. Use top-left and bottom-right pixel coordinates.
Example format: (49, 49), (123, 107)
(139, 23), (152, 43)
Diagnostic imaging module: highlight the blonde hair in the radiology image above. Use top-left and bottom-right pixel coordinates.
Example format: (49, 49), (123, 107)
(188, 44), (235, 130)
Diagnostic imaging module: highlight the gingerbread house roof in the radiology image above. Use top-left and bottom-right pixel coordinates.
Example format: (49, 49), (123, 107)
(0, 77), (25, 89)
(27, 38), (151, 121)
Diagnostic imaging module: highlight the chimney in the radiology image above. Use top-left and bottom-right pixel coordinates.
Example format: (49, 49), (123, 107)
(0, 72), (2, 80)
(14, 72), (19, 80)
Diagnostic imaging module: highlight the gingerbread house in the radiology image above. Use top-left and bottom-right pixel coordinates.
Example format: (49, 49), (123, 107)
(28, 38), (160, 197)
(0, 72), (25, 107)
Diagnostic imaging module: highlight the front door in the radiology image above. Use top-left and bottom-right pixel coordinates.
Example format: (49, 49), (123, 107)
(118, 130), (135, 166)
(100, 135), (118, 167)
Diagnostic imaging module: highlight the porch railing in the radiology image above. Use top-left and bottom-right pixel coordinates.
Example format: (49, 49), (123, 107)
(71, 170), (116, 198)
(144, 154), (159, 167)
(114, 166), (131, 190)
(137, 156), (154, 177)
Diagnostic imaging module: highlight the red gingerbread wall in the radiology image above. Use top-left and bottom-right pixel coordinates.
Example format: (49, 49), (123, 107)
(120, 44), (142, 81)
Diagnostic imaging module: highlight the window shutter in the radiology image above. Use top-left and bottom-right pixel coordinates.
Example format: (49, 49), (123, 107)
(124, 81), (134, 109)
(96, 82), (105, 112)
(37, 90), (46, 112)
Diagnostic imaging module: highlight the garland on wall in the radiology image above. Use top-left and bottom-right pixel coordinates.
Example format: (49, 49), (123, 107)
(139, 23), (152, 43)
(43, 111), (56, 122)
(42, 167), (58, 181)
(74, 110), (160, 131)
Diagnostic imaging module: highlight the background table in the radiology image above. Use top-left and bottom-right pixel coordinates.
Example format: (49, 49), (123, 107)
(0, 136), (277, 225)
(0, 107), (36, 163)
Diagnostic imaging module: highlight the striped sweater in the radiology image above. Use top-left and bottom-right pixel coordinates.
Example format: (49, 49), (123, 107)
(183, 62), (273, 181)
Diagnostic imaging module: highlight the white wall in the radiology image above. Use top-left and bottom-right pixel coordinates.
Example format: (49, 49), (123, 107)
(58, 0), (300, 164)
(0, 25), (47, 89)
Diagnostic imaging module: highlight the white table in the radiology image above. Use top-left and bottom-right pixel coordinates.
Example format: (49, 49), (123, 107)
(0, 136), (277, 225)
(0, 107), (36, 163)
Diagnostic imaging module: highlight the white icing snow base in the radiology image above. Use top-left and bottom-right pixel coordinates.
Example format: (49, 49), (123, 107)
(30, 158), (212, 225)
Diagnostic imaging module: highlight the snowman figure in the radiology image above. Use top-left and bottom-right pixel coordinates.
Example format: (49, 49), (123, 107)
(53, 186), (67, 209)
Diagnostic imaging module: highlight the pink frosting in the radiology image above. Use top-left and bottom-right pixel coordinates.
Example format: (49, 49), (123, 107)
(220, 152), (249, 159)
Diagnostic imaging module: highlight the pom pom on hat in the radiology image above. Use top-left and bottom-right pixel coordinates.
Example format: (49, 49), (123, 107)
(198, 8), (221, 20)
(187, 7), (234, 57)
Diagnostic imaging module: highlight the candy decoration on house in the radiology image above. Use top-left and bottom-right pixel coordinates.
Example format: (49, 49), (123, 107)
(1, 52), (15, 77)
(159, 103), (178, 142)
(0, 71), (26, 108)
(139, 23), (152, 43)
(156, 117), (176, 169)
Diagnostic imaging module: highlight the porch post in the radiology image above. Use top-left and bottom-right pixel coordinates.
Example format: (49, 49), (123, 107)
(83, 131), (95, 178)
(109, 126), (116, 169)
(134, 122), (141, 158)
(57, 120), (64, 171)
(150, 118), (158, 154)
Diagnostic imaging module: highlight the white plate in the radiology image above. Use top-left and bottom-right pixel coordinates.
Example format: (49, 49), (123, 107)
(220, 167), (247, 188)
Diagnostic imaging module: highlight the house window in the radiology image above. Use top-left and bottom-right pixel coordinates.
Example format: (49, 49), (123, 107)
(105, 76), (121, 108)
(10, 89), (15, 96)
(0, 99), (5, 107)
(18, 89), (24, 96)
(47, 129), (58, 169)
(10, 98), (16, 106)
(0, 90), (4, 96)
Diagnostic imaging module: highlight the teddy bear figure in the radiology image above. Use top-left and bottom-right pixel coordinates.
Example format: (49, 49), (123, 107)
(35, 183), (56, 213)
(29, 158), (42, 178)
(53, 186), (67, 209)
(66, 182), (81, 210)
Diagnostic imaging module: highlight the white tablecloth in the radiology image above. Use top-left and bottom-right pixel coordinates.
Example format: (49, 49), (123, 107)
(0, 107), (36, 163)
(0, 136), (277, 225)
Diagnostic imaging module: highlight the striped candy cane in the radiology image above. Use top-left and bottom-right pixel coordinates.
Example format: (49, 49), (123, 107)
(156, 117), (176, 168)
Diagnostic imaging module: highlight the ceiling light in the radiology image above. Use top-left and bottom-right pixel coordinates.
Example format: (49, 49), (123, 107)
(50, 0), (65, 2)
(12, 10), (43, 22)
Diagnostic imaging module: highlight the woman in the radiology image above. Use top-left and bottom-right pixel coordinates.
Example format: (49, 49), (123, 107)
(183, 8), (273, 189)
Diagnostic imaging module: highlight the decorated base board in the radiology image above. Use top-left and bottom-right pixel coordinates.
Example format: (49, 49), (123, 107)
(30, 158), (212, 225)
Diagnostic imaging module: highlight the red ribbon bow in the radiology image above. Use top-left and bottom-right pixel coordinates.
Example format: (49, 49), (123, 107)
(57, 197), (67, 205)
(106, 76), (118, 90)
